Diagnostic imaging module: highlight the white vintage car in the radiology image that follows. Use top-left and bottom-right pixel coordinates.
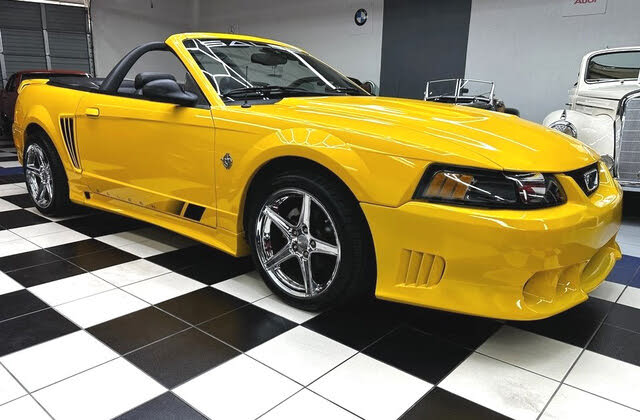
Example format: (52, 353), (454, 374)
(544, 47), (640, 191)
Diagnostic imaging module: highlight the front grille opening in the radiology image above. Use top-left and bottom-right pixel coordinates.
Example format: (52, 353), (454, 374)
(566, 163), (599, 196)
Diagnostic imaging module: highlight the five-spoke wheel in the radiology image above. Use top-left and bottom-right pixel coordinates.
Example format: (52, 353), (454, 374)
(25, 143), (54, 209)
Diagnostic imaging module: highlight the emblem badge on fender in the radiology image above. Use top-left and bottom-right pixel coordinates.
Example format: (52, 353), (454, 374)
(221, 153), (233, 169)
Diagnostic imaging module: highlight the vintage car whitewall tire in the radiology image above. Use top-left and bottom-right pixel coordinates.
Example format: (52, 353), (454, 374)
(247, 169), (375, 310)
(24, 132), (73, 216)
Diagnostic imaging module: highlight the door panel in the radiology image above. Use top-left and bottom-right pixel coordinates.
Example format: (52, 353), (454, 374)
(75, 92), (216, 226)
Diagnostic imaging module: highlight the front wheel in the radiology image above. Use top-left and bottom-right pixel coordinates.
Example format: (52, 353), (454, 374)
(247, 170), (375, 311)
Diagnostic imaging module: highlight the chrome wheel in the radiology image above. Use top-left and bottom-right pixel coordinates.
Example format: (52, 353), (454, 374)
(255, 188), (341, 298)
(25, 144), (54, 209)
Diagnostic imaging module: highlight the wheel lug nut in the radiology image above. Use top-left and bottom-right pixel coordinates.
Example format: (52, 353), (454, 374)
(310, 240), (316, 248)
(302, 226), (308, 234)
(303, 251), (309, 258)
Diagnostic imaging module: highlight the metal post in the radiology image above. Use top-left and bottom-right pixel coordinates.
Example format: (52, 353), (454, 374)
(41, 4), (51, 70)
(0, 29), (6, 85)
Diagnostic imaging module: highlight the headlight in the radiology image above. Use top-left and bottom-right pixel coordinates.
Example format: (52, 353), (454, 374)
(600, 155), (614, 173)
(549, 120), (578, 138)
(414, 165), (566, 209)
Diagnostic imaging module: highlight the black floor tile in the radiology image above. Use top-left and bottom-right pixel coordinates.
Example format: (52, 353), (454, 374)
(0, 209), (49, 229)
(0, 290), (48, 322)
(115, 392), (207, 420)
(400, 388), (511, 420)
(0, 249), (60, 272)
(364, 326), (472, 383)
(59, 212), (147, 237)
(147, 245), (229, 271)
(7, 259), (85, 287)
(509, 297), (612, 347)
(606, 255), (640, 285)
(176, 257), (253, 285)
(0, 309), (79, 356)
(67, 247), (138, 271)
(1, 193), (32, 208)
(303, 299), (405, 350)
(126, 328), (239, 388)
(46, 238), (114, 259)
(200, 304), (295, 351)
(605, 303), (640, 334)
(588, 323), (640, 366)
(157, 287), (247, 325)
(404, 307), (502, 350)
(87, 307), (188, 355)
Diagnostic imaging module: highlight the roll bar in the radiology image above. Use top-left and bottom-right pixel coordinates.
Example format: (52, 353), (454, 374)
(99, 41), (169, 93)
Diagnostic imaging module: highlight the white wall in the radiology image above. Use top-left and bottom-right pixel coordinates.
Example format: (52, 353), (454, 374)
(196, 0), (384, 87)
(465, 0), (640, 123)
(90, 0), (196, 77)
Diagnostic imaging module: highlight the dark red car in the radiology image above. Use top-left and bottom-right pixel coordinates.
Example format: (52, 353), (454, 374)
(1, 70), (89, 137)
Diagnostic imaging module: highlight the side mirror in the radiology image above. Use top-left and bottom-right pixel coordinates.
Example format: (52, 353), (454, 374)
(142, 78), (198, 106)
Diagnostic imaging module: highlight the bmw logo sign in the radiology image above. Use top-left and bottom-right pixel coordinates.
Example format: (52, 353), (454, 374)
(354, 8), (368, 26)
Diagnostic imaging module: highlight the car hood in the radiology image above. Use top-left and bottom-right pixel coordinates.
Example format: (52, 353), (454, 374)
(254, 96), (598, 172)
(580, 83), (640, 100)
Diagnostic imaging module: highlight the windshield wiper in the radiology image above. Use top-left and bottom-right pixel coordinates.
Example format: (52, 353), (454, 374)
(222, 85), (317, 99)
(330, 86), (366, 95)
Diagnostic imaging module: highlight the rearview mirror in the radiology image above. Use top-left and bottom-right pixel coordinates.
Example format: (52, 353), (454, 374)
(251, 52), (287, 66)
(142, 79), (198, 106)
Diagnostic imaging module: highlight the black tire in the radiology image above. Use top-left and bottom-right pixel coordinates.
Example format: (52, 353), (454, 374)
(247, 169), (375, 311)
(23, 131), (73, 216)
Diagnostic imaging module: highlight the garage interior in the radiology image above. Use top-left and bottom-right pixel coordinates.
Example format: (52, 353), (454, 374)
(1, 0), (640, 419)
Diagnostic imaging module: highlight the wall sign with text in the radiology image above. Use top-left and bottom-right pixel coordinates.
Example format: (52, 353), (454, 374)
(563, 0), (608, 17)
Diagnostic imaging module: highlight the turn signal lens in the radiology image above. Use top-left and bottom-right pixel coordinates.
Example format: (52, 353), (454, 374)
(415, 165), (566, 209)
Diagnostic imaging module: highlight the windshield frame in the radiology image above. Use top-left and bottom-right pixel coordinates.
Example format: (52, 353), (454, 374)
(584, 51), (640, 85)
(182, 37), (368, 104)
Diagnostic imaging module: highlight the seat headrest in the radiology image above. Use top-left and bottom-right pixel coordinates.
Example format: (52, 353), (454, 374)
(134, 72), (176, 90)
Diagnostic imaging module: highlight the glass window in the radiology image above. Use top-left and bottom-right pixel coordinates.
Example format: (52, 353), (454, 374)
(183, 38), (367, 102)
(586, 51), (640, 82)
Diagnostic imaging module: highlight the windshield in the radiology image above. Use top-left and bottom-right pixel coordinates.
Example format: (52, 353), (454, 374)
(425, 79), (493, 102)
(586, 51), (640, 83)
(183, 38), (367, 102)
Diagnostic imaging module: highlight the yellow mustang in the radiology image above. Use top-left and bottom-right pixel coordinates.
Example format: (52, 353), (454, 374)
(12, 33), (622, 320)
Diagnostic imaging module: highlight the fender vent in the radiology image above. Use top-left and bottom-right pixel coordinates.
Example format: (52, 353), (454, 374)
(397, 249), (445, 287)
(60, 117), (80, 169)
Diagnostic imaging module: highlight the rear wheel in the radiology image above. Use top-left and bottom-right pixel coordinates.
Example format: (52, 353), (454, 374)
(24, 133), (73, 216)
(247, 170), (374, 311)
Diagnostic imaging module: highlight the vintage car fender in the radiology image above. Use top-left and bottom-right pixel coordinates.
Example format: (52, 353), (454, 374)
(543, 109), (614, 158)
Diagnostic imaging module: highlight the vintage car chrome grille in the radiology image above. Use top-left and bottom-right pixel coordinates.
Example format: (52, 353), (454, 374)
(616, 92), (640, 185)
(566, 163), (599, 196)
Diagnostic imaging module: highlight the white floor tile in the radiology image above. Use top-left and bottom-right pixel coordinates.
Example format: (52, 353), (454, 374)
(0, 230), (20, 243)
(0, 186), (24, 197)
(33, 358), (164, 420)
(24, 207), (83, 222)
(0, 364), (25, 405)
(0, 272), (23, 296)
(29, 230), (90, 248)
(0, 396), (50, 420)
(92, 259), (170, 287)
(10, 222), (67, 238)
(541, 384), (640, 420)
(439, 352), (558, 420)
(261, 389), (359, 420)
(310, 353), (431, 420)
(123, 272), (205, 304)
(175, 355), (300, 420)
(120, 239), (177, 258)
(619, 242), (640, 258)
(1, 331), (119, 392)
(213, 271), (272, 303)
(28, 273), (114, 307)
(589, 281), (626, 302)
(617, 286), (640, 309)
(55, 289), (149, 328)
(0, 198), (19, 212)
(249, 326), (356, 385)
(477, 326), (582, 381)
(254, 295), (320, 324)
(95, 230), (152, 248)
(0, 238), (38, 257)
(0, 161), (21, 168)
(565, 350), (640, 410)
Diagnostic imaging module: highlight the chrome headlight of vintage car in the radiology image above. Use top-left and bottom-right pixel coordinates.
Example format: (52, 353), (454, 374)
(414, 165), (566, 209)
(549, 119), (578, 138)
(600, 154), (614, 173)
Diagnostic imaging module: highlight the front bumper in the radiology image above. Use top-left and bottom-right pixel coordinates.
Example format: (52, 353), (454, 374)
(362, 162), (622, 320)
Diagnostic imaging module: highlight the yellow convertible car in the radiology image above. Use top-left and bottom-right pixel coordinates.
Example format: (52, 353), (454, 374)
(12, 33), (622, 320)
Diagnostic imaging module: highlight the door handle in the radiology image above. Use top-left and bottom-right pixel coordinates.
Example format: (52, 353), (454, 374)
(85, 107), (100, 117)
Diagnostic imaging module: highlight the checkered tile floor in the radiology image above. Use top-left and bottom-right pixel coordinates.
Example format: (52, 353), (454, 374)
(1, 137), (640, 420)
